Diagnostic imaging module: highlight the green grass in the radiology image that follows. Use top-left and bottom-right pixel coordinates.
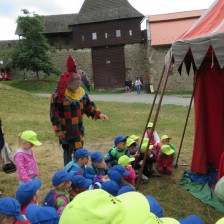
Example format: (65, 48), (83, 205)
(1, 79), (124, 94)
(1, 80), (58, 93)
(1, 79), (192, 95)
(0, 83), (222, 223)
(163, 90), (192, 96)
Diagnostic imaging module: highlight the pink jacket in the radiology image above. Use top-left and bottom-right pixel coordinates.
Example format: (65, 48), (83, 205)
(124, 167), (136, 186)
(14, 148), (39, 182)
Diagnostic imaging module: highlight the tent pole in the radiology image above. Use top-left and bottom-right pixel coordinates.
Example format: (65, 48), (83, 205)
(133, 65), (165, 169)
(174, 72), (198, 168)
(136, 58), (172, 189)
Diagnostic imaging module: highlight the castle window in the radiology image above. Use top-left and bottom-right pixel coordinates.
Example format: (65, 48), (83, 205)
(129, 30), (133, 36)
(116, 30), (121, 37)
(81, 35), (85, 41)
(105, 33), (108, 39)
(92, 32), (97, 40)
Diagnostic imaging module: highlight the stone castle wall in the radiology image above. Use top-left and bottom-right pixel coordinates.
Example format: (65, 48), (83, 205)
(148, 45), (193, 92)
(0, 40), (193, 91)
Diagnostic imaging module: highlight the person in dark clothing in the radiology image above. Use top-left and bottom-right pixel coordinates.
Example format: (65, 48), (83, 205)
(0, 118), (4, 150)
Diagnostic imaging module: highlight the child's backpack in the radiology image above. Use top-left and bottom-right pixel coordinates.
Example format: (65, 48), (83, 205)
(43, 190), (69, 215)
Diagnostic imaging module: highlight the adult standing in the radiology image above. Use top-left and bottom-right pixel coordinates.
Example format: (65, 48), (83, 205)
(0, 118), (4, 150)
(135, 77), (142, 94)
(50, 56), (108, 165)
(0, 118), (4, 197)
(140, 77), (143, 90)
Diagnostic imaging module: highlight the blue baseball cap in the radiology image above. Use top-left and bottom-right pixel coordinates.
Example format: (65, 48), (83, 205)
(52, 170), (74, 187)
(0, 197), (26, 222)
(71, 175), (92, 189)
(114, 135), (128, 145)
(145, 195), (164, 218)
(25, 203), (60, 224)
(16, 179), (42, 206)
(179, 215), (204, 224)
(111, 165), (130, 176)
(102, 180), (120, 196)
(91, 151), (104, 162)
(74, 148), (92, 160)
(117, 185), (135, 195)
(108, 170), (122, 185)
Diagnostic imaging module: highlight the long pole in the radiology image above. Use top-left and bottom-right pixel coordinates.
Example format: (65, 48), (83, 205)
(136, 56), (173, 189)
(133, 65), (165, 168)
(174, 72), (198, 168)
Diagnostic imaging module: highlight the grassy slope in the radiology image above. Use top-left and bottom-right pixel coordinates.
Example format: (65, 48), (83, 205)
(1, 79), (124, 94)
(0, 83), (222, 223)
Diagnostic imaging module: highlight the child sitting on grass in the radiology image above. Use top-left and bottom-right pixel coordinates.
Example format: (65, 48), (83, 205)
(101, 180), (120, 196)
(25, 204), (60, 224)
(118, 155), (136, 186)
(69, 175), (92, 200)
(15, 179), (42, 224)
(104, 135), (129, 167)
(64, 148), (92, 178)
(161, 135), (177, 164)
(0, 197), (26, 223)
(144, 122), (161, 157)
(138, 138), (161, 177)
(14, 130), (42, 185)
(126, 138), (139, 159)
(43, 170), (73, 215)
(129, 134), (140, 151)
(86, 151), (108, 177)
(157, 145), (174, 175)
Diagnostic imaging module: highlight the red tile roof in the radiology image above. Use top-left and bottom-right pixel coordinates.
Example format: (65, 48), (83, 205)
(148, 9), (206, 46)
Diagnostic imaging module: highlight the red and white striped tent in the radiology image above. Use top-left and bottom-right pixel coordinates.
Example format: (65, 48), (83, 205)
(167, 0), (224, 174)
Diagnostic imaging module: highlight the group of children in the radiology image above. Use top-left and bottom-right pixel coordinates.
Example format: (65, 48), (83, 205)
(0, 125), (214, 224)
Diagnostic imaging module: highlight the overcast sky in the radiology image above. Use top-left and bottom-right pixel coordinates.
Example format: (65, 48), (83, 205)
(0, 0), (215, 41)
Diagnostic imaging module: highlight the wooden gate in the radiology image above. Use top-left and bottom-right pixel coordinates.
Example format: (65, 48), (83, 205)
(92, 45), (125, 89)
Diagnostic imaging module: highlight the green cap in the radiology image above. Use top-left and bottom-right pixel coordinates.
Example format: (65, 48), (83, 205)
(59, 189), (164, 224)
(20, 130), (42, 146)
(118, 155), (135, 167)
(140, 138), (153, 153)
(216, 217), (224, 224)
(160, 217), (180, 223)
(161, 135), (172, 142)
(147, 122), (153, 128)
(161, 145), (174, 155)
(126, 138), (136, 147)
(129, 135), (139, 141)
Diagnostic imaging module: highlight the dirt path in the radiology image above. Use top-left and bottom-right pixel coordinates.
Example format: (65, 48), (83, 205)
(35, 92), (191, 106)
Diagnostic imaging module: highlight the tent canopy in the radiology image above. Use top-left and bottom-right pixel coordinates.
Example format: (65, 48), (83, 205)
(168, 0), (224, 174)
(171, 0), (224, 73)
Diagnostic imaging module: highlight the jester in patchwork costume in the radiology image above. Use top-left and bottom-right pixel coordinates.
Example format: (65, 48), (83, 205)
(50, 56), (108, 165)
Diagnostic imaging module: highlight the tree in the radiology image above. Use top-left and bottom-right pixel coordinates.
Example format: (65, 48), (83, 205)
(10, 9), (59, 79)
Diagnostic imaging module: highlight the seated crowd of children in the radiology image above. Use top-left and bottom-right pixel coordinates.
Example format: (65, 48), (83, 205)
(0, 125), (217, 224)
